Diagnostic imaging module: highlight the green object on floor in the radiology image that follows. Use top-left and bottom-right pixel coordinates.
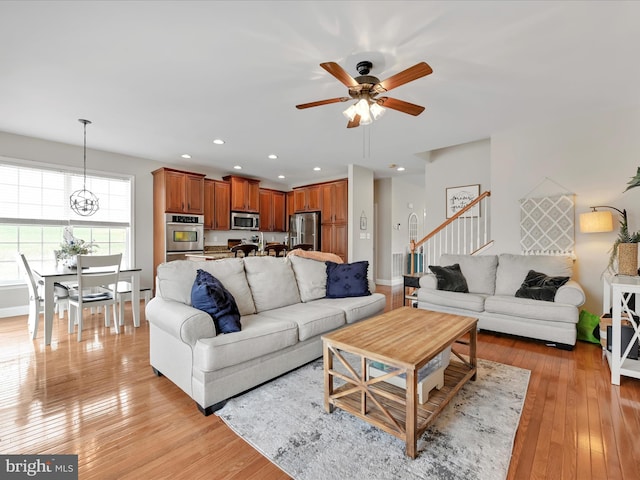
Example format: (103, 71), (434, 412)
(577, 309), (600, 344)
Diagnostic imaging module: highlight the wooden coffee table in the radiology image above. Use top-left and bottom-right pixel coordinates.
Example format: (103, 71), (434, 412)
(322, 306), (477, 458)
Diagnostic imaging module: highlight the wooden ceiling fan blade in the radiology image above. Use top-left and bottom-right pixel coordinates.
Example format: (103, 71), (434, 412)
(347, 114), (361, 128)
(377, 97), (425, 116)
(296, 97), (350, 109)
(373, 62), (433, 94)
(320, 62), (360, 88)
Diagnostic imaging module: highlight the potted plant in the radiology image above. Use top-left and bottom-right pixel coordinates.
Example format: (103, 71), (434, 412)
(609, 168), (640, 274)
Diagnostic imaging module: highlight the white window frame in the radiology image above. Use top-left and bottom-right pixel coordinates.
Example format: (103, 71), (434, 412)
(0, 156), (135, 285)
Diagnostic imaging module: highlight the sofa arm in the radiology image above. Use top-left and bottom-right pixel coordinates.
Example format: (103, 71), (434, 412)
(146, 297), (216, 348)
(554, 280), (586, 307)
(419, 273), (438, 290)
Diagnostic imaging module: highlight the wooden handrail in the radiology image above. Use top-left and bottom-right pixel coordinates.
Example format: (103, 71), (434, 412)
(410, 190), (491, 255)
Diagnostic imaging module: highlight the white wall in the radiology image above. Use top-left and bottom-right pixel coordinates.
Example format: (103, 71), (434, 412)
(348, 164), (374, 268)
(424, 139), (491, 232)
(374, 176), (426, 285)
(491, 106), (640, 314)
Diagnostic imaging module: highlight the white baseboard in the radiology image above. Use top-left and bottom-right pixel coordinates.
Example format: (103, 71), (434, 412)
(0, 306), (28, 318)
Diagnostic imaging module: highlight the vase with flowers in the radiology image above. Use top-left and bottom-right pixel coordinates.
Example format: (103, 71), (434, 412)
(55, 228), (98, 268)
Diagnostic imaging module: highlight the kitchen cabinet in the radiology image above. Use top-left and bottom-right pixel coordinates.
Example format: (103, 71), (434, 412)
(286, 191), (294, 230)
(321, 179), (348, 224)
(224, 175), (260, 212)
(259, 188), (286, 232)
(204, 179), (231, 230)
(293, 185), (321, 212)
(322, 223), (347, 262)
(153, 167), (205, 214)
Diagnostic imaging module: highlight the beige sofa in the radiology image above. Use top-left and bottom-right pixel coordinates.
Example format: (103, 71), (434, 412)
(146, 256), (385, 415)
(416, 253), (586, 349)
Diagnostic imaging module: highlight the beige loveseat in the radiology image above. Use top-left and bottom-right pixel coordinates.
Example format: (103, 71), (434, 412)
(146, 256), (385, 415)
(416, 253), (585, 349)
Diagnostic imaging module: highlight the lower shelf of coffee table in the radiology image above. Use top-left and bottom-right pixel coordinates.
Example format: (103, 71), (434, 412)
(330, 360), (475, 440)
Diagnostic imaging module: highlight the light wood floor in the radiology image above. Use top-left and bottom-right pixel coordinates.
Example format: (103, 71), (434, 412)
(1, 287), (639, 479)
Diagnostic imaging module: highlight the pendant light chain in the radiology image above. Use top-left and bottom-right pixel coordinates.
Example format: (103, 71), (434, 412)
(69, 119), (99, 216)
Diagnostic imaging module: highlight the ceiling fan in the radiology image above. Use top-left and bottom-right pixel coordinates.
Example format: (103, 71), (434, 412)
(296, 60), (433, 128)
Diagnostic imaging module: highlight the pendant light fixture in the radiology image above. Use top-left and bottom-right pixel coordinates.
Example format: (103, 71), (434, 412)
(70, 119), (99, 216)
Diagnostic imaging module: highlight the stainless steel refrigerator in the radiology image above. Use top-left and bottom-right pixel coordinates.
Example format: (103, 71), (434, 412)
(289, 212), (320, 250)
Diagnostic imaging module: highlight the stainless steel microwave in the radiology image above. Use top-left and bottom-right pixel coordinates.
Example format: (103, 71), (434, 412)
(231, 212), (260, 230)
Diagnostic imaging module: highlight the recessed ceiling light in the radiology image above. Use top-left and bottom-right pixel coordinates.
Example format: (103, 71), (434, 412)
(268, 154), (278, 160)
(313, 167), (321, 171)
(181, 154), (191, 159)
(397, 167), (405, 171)
(233, 165), (242, 170)
(278, 175), (285, 179)
(213, 139), (225, 145)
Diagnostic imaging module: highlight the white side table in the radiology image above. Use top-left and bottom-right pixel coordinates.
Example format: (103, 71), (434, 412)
(605, 276), (640, 385)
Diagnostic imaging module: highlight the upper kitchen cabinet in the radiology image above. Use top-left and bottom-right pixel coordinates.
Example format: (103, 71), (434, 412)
(293, 185), (321, 212)
(153, 167), (205, 214)
(320, 179), (348, 224)
(204, 179), (231, 230)
(259, 188), (286, 232)
(224, 175), (260, 212)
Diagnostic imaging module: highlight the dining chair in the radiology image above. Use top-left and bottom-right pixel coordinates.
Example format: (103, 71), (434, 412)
(231, 244), (258, 257)
(68, 253), (122, 342)
(264, 244), (288, 257)
(294, 243), (314, 251)
(115, 281), (152, 327)
(16, 253), (70, 340)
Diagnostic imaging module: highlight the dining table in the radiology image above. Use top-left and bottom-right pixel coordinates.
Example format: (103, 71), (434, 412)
(32, 265), (142, 346)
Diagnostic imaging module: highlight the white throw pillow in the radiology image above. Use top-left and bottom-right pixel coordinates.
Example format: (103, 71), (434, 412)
(243, 257), (301, 312)
(289, 255), (327, 302)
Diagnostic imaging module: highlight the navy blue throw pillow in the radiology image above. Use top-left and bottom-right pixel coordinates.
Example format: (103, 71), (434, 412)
(191, 269), (241, 334)
(325, 261), (371, 298)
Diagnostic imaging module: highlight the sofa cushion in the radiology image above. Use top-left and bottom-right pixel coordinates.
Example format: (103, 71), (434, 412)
(554, 280), (586, 306)
(417, 288), (487, 313)
(440, 254), (498, 295)
(289, 255), (326, 302)
(494, 254), (573, 296)
(193, 314), (298, 371)
(311, 292), (387, 323)
(429, 264), (469, 293)
(259, 303), (345, 341)
(485, 295), (579, 324)
(191, 269), (241, 334)
(156, 260), (200, 305)
(515, 269), (570, 302)
(199, 257), (256, 316)
(243, 257), (301, 312)
(326, 261), (371, 298)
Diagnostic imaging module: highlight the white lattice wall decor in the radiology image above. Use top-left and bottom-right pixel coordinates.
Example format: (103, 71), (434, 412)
(520, 194), (575, 255)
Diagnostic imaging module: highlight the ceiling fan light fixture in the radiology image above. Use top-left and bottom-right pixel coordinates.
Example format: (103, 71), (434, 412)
(356, 99), (372, 125)
(370, 102), (385, 120)
(342, 104), (357, 121)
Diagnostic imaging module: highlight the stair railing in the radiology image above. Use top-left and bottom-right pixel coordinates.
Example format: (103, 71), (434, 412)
(409, 191), (492, 274)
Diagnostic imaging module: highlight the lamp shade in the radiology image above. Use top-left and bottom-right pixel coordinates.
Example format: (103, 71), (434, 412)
(579, 210), (614, 233)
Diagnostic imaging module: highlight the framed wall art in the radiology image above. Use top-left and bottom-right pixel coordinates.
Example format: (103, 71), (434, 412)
(446, 184), (480, 218)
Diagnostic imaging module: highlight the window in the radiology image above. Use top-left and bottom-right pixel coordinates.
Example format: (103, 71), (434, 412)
(0, 159), (133, 284)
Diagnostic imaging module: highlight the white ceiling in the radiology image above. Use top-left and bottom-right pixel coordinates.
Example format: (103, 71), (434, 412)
(1, 1), (640, 188)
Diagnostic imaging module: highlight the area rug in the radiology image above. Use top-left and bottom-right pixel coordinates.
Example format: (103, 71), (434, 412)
(216, 357), (530, 480)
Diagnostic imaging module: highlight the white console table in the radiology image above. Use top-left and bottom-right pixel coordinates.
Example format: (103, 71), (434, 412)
(603, 275), (640, 385)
